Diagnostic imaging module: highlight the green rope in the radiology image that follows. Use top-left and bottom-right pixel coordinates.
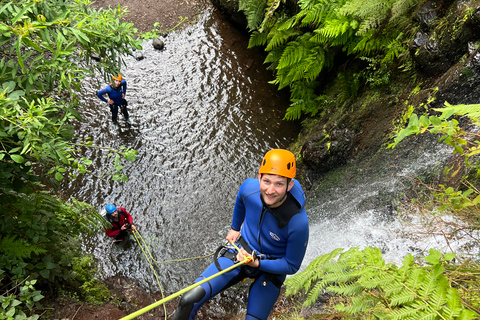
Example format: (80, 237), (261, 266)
(130, 229), (217, 319)
(118, 256), (252, 320)
(132, 230), (167, 317)
(135, 229), (215, 264)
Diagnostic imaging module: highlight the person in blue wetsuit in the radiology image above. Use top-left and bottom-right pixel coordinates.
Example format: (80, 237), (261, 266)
(97, 74), (130, 125)
(173, 149), (309, 320)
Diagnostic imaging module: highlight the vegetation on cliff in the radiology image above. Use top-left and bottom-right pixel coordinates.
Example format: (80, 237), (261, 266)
(0, 0), (141, 318)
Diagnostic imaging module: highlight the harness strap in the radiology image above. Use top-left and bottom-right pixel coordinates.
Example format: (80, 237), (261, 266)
(213, 237), (283, 289)
(238, 236), (252, 254)
(214, 245), (236, 271)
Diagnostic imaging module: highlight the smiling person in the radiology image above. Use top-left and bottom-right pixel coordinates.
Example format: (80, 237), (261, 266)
(97, 74), (130, 126)
(104, 203), (136, 242)
(173, 149), (309, 320)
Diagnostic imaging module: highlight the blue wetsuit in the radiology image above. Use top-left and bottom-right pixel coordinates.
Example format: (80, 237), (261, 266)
(173, 177), (309, 320)
(97, 80), (128, 123)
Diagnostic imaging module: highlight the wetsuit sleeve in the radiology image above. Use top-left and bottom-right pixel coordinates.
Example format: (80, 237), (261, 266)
(231, 181), (248, 231)
(97, 87), (109, 103)
(105, 227), (120, 237)
(258, 212), (309, 275)
(121, 80), (127, 95)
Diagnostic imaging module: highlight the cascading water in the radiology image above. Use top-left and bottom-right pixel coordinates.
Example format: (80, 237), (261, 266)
(303, 133), (479, 269)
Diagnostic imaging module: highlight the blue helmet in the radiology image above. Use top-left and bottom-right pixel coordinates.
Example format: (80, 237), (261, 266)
(105, 204), (116, 214)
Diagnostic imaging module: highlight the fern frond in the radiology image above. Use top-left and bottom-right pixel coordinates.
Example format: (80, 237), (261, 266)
(0, 235), (47, 259)
(328, 283), (364, 296)
(433, 102), (480, 120)
(284, 102), (304, 121)
(305, 280), (329, 307)
(444, 288), (463, 318)
(239, 0), (268, 30)
(339, 0), (393, 20)
(389, 289), (416, 307)
(248, 30), (269, 48)
(300, 2), (329, 27)
(277, 41), (306, 69)
(317, 17), (353, 41)
(265, 28), (300, 51)
(336, 294), (378, 314)
(391, 0), (422, 23)
(348, 30), (387, 56)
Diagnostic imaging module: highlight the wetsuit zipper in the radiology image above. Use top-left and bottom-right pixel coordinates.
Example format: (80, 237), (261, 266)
(257, 205), (267, 252)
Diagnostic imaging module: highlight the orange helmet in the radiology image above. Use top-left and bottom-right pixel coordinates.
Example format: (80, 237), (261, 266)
(112, 74), (122, 81)
(259, 149), (296, 179)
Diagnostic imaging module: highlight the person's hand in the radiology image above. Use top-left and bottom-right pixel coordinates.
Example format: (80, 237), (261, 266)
(226, 229), (240, 244)
(130, 224), (136, 232)
(122, 94), (125, 99)
(236, 248), (259, 268)
(121, 224), (127, 230)
(108, 99), (114, 105)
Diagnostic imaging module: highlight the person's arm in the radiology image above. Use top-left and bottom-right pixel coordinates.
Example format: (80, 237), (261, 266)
(97, 87), (109, 103)
(121, 80), (127, 99)
(119, 207), (136, 231)
(105, 227), (120, 237)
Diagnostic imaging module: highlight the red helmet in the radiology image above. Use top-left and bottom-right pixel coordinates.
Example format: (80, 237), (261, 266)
(259, 149), (296, 179)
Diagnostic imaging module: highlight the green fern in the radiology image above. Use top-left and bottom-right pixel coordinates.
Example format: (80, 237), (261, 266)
(286, 247), (479, 319)
(433, 102), (480, 120)
(0, 235), (47, 259)
(241, 0), (423, 120)
(239, 0), (269, 30)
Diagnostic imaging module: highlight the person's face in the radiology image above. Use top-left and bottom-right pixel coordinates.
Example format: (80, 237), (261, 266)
(258, 173), (293, 208)
(114, 79), (121, 87)
(110, 210), (119, 220)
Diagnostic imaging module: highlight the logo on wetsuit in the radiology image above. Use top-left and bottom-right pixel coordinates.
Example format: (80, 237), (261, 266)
(269, 231), (281, 241)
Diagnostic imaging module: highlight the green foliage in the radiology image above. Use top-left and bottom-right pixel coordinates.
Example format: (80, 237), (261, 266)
(286, 247), (479, 319)
(0, 0), (140, 192)
(0, 280), (43, 320)
(239, 0), (423, 119)
(71, 256), (110, 304)
(389, 101), (480, 229)
(0, 3), (143, 314)
(0, 192), (104, 285)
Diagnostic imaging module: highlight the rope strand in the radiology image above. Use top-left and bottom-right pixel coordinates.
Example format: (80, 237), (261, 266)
(128, 229), (216, 319)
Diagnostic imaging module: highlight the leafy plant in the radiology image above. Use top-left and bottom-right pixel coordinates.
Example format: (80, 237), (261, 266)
(286, 247), (479, 319)
(0, 279), (43, 320)
(0, 0), (142, 314)
(239, 0), (423, 119)
(389, 101), (480, 231)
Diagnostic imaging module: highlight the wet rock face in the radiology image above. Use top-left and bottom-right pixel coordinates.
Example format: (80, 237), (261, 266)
(210, 0), (248, 29)
(301, 121), (356, 175)
(411, 0), (478, 76)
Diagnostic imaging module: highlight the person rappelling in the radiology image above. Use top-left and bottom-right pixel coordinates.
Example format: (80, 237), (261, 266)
(172, 149), (310, 320)
(97, 74), (130, 126)
(104, 203), (137, 242)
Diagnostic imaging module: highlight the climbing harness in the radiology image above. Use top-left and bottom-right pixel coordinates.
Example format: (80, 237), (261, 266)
(214, 237), (283, 289)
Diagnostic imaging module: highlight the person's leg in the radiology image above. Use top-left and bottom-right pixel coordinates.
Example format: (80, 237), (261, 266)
(120, 104), (129, 121)
(173, 257), (245, 320)
(110, 104), (119, 124)
(244, 273), (285, 320)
